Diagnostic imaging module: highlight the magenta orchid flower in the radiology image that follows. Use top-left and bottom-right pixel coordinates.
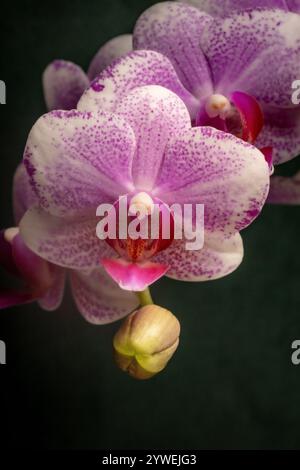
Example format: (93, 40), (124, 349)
(81, 2), (300, 169)
(132, 2), (300, 165)
(180, 0), (300, 206)
(0, 164), (138, 323)
(20, 85), (269, 292)
(179, 0), (300, 16)
(43, 34), (132, 111)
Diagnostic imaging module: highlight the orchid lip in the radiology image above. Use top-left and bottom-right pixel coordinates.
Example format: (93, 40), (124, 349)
(197, 90), (264, 144)
(101, 193), (175, 264)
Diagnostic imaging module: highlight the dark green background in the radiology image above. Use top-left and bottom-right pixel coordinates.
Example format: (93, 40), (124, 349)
(1, 0), (300, 450)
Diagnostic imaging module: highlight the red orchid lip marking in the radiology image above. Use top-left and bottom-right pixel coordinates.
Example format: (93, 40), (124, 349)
(103, 192), (175, 263)
(99, 192), (174, 291)
(230, 91), (264, 143)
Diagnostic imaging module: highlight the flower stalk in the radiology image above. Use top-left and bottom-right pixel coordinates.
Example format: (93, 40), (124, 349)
(136, 287), (153, 307)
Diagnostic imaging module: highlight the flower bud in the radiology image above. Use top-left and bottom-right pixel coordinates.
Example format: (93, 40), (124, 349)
(113, 305), (180, 380)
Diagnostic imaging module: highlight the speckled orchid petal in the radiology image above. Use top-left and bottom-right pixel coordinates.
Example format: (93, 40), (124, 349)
(155, 127), (270, 235)
(23, 109), (136, 217)
(87, 34), (133, 81)
(200, 8), (300, 107)
(38, 267), (66, 311)
(133, 2), (213, 100)
(42, 60), (89, 111)
(101, 258), (169, 291)
(13, 163), (37, 224)
(155, 231), (243, 281)
(78, 50), (198, 117)
(70, 268), (139, 324)
(179, 0), (292, 16)
(255, 107), (300, 164)
(267, 172), (300, 204)
(20, 207), (114, 270)
(117, 85), (191, 190)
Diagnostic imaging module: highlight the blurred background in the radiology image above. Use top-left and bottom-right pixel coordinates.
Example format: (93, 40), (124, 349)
(1, 0), (300, 450)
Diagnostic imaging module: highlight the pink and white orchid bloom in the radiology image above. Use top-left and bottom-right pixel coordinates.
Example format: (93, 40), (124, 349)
(0, 164), (138, 323)
(179, 0), (300, 206)
(20, 85), (270, 292)
(133, 2), (300, 166)
(43, 34), (132, 111)
(80, 3), (300, 170)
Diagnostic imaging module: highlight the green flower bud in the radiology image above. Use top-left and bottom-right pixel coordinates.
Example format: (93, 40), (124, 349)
(113, 305), (180, 380)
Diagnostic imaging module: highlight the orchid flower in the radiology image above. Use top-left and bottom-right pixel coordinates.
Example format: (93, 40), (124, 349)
(81, 3), (300, 171)
(180, 0), (300, 206)
(20, 85), (270, 292)
(0, 164), (138, 323)
(179, 0), (300, 16)
(43, 34), (132, 111)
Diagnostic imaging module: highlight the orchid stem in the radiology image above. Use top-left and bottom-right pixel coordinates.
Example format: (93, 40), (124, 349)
(136, 288), (153, 306)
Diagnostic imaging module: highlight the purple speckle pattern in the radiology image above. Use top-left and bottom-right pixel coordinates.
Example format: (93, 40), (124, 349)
(42, 60), (89, 111)
(133, 2), (213, 99)
(255, 117), (300, 165)
(13, 163), (37, 224)
(14, 123), (136, 319)
(179, 0), (296, 16)
(23, 109), (136, 217)
(155, 126), (270, 236)
(70, 268), (139, 325)
(201, 8), (300, 107)
(22, 86), (270, 283)
(20, 207), (114, 270)
(155, 231), (244, 281)
(11, 163), (66, 310)
(78, 50), (199, 118)
(132, 2), (300, 164)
